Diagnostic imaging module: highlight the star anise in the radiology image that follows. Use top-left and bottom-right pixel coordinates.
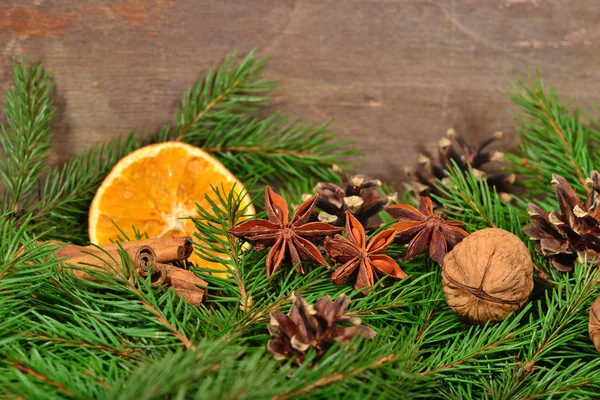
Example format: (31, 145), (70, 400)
(324, 211), (407, 294)
(523, 172), (600, 271)
(267, 293), (376, 365)
(228, 186), (341, 276)
(309, 165), (396, 227)
(385, 196), (468, 265)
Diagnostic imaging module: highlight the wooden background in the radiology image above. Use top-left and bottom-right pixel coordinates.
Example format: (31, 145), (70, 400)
(1, 0), (600, 188)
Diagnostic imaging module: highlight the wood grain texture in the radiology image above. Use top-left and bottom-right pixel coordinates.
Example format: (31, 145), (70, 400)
(1, 0), (600, 188)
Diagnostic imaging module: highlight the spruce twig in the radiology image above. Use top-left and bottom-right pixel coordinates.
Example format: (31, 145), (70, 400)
(0, 59), (54, 215)
(507, 72), (596, 198)
(9, 360), (76, 397)
(173, 49), (275, 142)
(272, 354), (397, 400)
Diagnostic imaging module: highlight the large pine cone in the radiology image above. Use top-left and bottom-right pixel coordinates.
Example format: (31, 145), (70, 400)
(523, 172), (600, 271)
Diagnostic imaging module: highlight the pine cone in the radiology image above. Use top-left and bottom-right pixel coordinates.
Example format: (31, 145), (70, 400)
(405, 129), (515, 204)
(267, 293), (376, 365)
(308, 165), (396, 227)
(523, 171), (600, 271)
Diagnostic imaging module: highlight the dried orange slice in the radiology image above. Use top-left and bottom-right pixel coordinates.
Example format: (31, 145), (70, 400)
(88, 141), (254, 270)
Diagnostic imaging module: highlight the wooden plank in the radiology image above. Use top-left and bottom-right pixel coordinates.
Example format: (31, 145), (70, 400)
(1, 0), (600, 188)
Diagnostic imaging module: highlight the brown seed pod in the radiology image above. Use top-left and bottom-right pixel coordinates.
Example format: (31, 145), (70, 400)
(442, 228), (534, 324)
(589, 296), (600, 353)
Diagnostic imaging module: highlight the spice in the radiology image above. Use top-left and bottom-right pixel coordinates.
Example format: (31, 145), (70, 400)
(159, 263), (207, 306)
(523, 171), (600, 271)
(52, 237), (207, 306)
(57, 236), (193, 264)
(385, 196), (468, 265)
(442, 228), (534, 324)
(228, 186), (341, 276)
(325, 211), (406, 294)
(267, 293), (376, 365)
(63, 245), (159, 282)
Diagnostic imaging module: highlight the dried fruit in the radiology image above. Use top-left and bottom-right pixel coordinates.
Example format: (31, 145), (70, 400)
(589, 296), (600, 353)
(385, 196), (468, 265)
(88, 142), (254, 271)
(405, 129), (514, 203)
(310, 165), (396, 227)
(523, 171), (600, 272)
(228, 186), (341, 276)
(442, 228), (534, 324)
(325, 211), (407, 294)
(267, 293), (376, 365)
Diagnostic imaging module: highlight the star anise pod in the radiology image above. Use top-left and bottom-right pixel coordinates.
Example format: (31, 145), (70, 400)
(324, 211), (407, 294)
(523, 171), (600, 271)
(385, 196), (468, 265)
(308, 165), (396, 227)
(267, 293), (376, 365)
(405, 129), (514, 204)
(228, 186), (341, 276)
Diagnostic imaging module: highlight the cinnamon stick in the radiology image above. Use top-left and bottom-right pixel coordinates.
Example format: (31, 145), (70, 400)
(63, 245), (159, 283)
(51, 238), (206, 306)
(56, 236), (193, 264)
(174, 290), (205, 307)
(159, 263), (207, 307)
(89, 237), (193, 263)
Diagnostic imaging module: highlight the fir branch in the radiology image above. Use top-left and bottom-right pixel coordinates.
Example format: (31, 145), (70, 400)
(272, 353), (397, 400)
(21, 333), (138, 360)
(28, 132), (150, 243)
(0, 59), (54, 214)
(507, 73), (596, 198)
(490, 262), (600, 398)
(9, 359), (76, 398)
(510, 361), (599, 399)
(191, 184), (255, 312)
(173, 49), (275, 142)
(423, 334), (512, 376)
(436, 163), (527, 236)
(129, 286), (194, 350)
(420, 305), (532, 377)
(184, 112), (357, 187)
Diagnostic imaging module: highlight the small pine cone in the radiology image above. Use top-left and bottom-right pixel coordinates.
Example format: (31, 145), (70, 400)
(310, 165), (396, 227)
(407, 129), (514, 203)
(267, 293), (376, 365)
(523, 172), (600, 272)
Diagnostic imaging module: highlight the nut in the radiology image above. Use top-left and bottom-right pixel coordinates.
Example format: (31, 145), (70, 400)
(589, 296), (600, 352)
(442, 228), (534, 324)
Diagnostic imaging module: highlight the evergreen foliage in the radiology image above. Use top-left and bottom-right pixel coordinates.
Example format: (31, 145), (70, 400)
(1, 54), (600, 399)
(0, 60), (54, 215)
(506, 73), (600, 201)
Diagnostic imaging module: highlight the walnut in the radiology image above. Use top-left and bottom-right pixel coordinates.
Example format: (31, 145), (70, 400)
(442, 228), (534, 324)
(589, 296), (600, 353)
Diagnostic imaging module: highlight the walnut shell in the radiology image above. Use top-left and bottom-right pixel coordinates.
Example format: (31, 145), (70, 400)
(442, 228), (534, 324)
(589, 296), (600, 353)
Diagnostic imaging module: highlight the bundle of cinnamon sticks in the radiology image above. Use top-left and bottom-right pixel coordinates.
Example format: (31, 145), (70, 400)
(52, 236), (207, 306)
